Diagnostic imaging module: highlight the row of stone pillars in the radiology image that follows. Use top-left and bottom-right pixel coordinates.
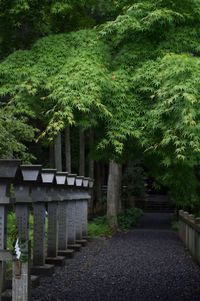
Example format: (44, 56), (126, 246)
(0, 160), (93, 301)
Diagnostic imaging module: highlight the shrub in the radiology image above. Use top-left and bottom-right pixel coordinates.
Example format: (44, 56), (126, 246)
(118, 208), (143, 230)
(88, 216), (113, 237)
(88, 208), (143, 237)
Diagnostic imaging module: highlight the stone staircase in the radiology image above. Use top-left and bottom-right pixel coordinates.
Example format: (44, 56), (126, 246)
(145, 194), (174, 213)
(135, 194), (174, 213)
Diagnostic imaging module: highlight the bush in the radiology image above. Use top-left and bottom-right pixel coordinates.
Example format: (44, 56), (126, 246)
(88, 208), (143, 237)
(118, 208), (143, 230)
(88, 216), (113, 237)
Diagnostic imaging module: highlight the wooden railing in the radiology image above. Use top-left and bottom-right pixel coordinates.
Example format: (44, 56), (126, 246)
(179, 210), (200, 264)
(0, 160), (93, 301)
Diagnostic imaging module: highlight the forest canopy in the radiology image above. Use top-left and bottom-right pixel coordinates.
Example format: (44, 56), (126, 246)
(1, 0), (200, 207)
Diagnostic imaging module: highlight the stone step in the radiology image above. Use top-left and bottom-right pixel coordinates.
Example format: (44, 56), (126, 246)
(144, 200), (174, 212)
(144, 208), (173, 213)
(45, 256), (65, 266)
(58, 249), (75, 258)
(76, 239), (87, 247)
(68, 243), (82, 251)
(31, 264), (55, 276)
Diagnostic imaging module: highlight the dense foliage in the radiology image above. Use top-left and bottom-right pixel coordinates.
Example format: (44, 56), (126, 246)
(100, 0), (200, 206)
(1, 0), (200, 206)
(0, 106), (35, 160)
(0, 0), (120, 58)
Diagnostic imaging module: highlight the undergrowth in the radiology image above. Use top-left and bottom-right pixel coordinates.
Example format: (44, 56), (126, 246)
(88, 208), (143, 238)
(88, 216), (113, 237)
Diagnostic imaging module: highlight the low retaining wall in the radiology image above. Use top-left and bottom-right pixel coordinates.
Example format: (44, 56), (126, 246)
(179, 210), (200, 264)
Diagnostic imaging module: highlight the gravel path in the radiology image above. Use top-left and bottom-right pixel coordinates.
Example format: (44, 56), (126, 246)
(32, 213), (200, 301)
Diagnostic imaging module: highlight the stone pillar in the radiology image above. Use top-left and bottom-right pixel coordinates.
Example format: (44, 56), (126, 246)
(75, 200), (82, 241)
(47, 202), (58, 258)
(58, 202), (68, 251)
(82, 200), (88, 238)
(33, 203), (46, 266)
(0, 205), (7, 295)
(12, 204), (30, 301)
(67, 201), (76, 245)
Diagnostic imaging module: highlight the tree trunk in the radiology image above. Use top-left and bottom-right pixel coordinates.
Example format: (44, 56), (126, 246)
(65, 127), (71, 172)
(107, 160), (122, 229)
(117, 164), (122, 213)
(54, 133), (62, 171)
(89, 129), (94, 179)
(79, 129), (85, 176)
(95, 162), (102, 203)
(89, 129), (94, 209)
(49, 143), (54, 168)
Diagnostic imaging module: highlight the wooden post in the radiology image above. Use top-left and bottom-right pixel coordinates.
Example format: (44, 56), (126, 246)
(0, 205), (7, 297)
(107, 161), (122, 228)
(65, 127), (71, 173)
(79, 129), (85, 176)
(12, 204), (30, 301)
(0, 159), (21, 300)
(54, 133), (62, 171)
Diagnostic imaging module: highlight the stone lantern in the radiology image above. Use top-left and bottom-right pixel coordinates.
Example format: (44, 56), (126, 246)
(30, 169), (55, 276)
(81, 177), (91, 239)
(55, 172), (69, 256)
(73, 176), (89, 245)
(12, 164), (41, 301)
(64, 174), (82, 251)
(43, 170), (65, 266)
(54, 172), (76, 258)
(66, 174), (76, 186)
(89, 178), (94, 189)
(0, 159), (21, 297)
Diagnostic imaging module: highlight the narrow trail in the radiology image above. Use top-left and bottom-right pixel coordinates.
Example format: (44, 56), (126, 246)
(32, 213), (200, 301)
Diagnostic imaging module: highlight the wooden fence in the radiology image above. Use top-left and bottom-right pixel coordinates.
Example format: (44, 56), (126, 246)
(0, 160), (93, 301)
(179, 210), (200, 265)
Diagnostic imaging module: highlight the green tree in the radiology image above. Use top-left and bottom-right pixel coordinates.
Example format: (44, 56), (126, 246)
(1, 0), (200, 225)
(0, 0), (120, 58)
